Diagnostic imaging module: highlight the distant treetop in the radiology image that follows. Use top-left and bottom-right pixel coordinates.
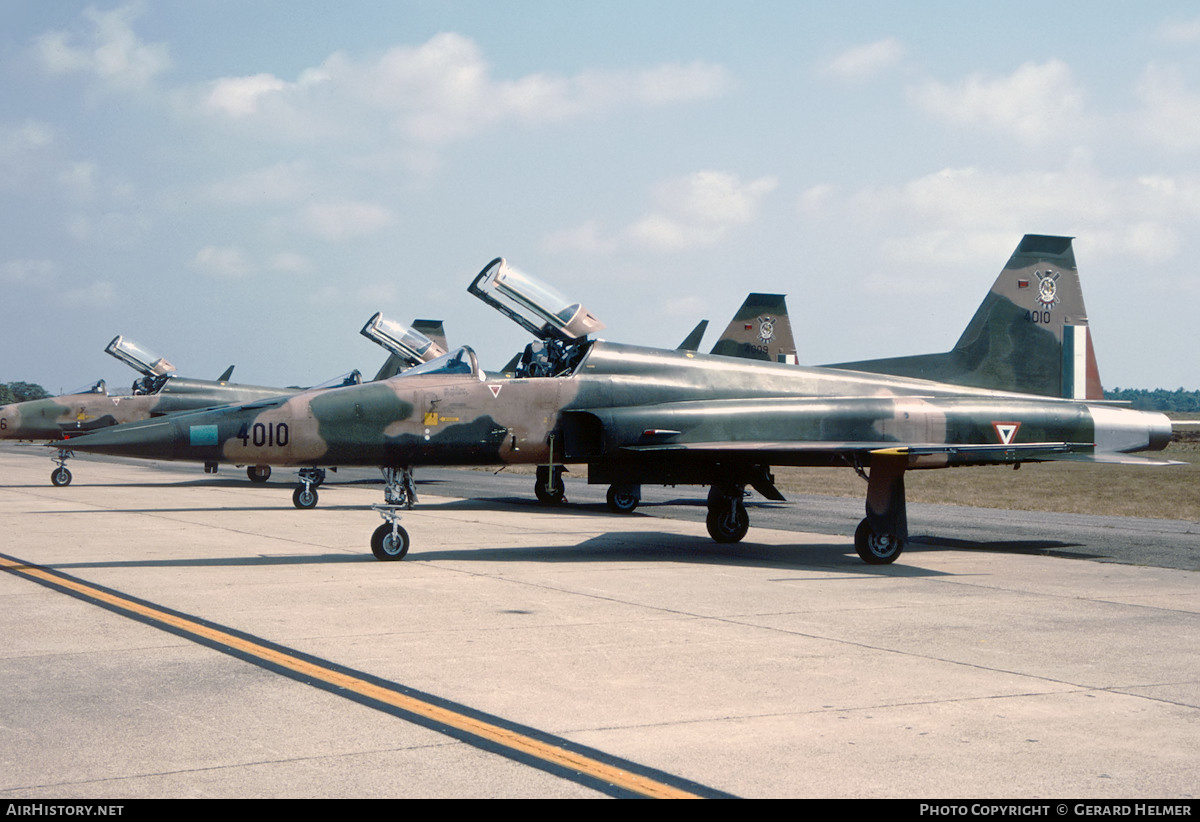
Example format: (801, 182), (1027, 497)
(1104, 387), (1200, 413)
(2, 382), (51, 403)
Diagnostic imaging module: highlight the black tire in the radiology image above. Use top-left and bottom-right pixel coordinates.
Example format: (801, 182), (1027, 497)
(371, 522), (410, 561)
(50, 467), (72, 487)
(854, 518), (904, 565)
(706, 502), (749, 543)
(247, 465), (271, 483)
(606, 484), (639, 513)
(292, 485), (318, 509)
(534, 472), (565, 505)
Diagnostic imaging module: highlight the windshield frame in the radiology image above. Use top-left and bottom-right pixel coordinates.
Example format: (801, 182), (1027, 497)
(399, 346), (483, 380)
(105, 335), (176, 376)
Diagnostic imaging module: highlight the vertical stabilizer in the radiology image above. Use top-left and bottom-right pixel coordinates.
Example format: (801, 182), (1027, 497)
(411, 319), (448, 354)
(830, 235), (1103, 398)
(710, 293), (798, 364)
(676, 320), (709, 351)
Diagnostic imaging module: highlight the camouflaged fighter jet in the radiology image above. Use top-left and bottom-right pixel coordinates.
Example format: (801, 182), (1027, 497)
(0, 335), (313, 486)
(60, 236), (1174, 566)
(3, 317), (448, 488)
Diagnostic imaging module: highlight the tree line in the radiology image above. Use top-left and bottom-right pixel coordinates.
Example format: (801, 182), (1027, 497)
(0, 382), (50, 404)
(1104, 387), (1200, 414)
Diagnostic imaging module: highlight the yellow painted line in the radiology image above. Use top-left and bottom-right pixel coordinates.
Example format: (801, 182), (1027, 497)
(0, 554), (710, 799)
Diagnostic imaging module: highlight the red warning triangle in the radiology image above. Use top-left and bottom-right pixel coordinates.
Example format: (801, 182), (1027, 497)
(992, 421), (1021, 445)
(488, 384), (502, 398)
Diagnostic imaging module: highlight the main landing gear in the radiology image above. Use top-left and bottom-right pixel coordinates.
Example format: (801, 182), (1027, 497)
(247, 465), (271, 483)
(370, 466), (416, 561)
(606, 483), (641, 513)
(706, 483), (749, 543)
(292, 467), (326, 509)
(851, 453), (908, 565)
(534, 464), (565, 505)
(50, 449), (73, 487)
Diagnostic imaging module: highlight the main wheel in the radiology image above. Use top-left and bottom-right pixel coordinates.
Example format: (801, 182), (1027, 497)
(247, 465), (271, 483)
(534, 468), (565, 505)
(292, 485), (318, 509)
(706, 502), (749, 543)
(606, 484), (639, 513)
(371, 522), (410, 561)
(50, 467), (73, 487)
(854, 518), (904, 564)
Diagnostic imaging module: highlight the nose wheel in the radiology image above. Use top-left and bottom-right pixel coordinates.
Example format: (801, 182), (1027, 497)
(292, 467), (326, 509)
(50, 449), (74, 487)
(371, 504), (410, 560)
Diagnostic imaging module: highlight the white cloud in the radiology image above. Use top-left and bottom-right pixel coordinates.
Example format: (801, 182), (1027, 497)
(193, 245), (253, 278)
(799, 160), (1200, 273)
(0, 120), (55, 185)
(205, 73), (288, 117)
(63, 280), (117, 307)
(34, 3), (170, 91)
(67, 210), (151, 247)
(547, 171), (777, 254)
(301, 200), (396, 242)
(908, 59), (1086, 146)
(0, 120), (54, 157)
(194, 32), (730, 147)
(58, 162), (99, 201)
(628, 171), (778, 251)
(0, 259), (56, 286)
(1134, 64), (1200, 150)
(1155, 17), (1200, 44)
(205, 162), (314, 205)
(268, 252), (313, 274)
(821, 39), (905, 82)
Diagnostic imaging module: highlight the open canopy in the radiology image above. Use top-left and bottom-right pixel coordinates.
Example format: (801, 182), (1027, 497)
(468, 258), (605, 343)
(105, 336), (176, 377)
(360, 313), (447, 366)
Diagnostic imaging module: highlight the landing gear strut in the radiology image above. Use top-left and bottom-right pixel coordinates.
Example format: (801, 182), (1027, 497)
(370, 466), (416, 561)
(534, 464), (565, 505)
(371, 512), (410, 561)
(292, 467), (326, 509)
(50, 449), (73, 487)
(706, 482), (749, 543)
(854, 453), (908, 565)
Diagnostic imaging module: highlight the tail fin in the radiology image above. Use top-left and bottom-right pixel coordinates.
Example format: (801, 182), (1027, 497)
(831, 234), (1103, 399)
(676, 320), (709, 351)
(709, 293), (798, 364)
(411, 319), (448, 354)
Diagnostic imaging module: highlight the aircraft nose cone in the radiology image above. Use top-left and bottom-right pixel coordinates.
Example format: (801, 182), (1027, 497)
(61, 418), (180, 459)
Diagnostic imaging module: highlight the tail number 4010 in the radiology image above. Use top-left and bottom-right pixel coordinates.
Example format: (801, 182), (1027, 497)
(236, 421), (289, 448)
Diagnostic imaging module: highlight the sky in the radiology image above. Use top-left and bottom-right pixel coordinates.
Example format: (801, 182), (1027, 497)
(2, 1), (1199, 393)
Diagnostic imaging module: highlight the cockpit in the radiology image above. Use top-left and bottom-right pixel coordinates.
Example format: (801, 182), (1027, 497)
(403, 346), (483, 380)
(106, 336), (177, 395)
(468, 258), (605, 378)
(66, 379), (107, 396)
(360, 313), (447, 367)
(311, 370), (364, 389)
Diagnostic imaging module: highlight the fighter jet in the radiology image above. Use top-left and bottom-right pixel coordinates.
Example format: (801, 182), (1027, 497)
(1, 335), (309, 486)
(1, 321), (433, 487)
(61, 236), (1174, 566)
